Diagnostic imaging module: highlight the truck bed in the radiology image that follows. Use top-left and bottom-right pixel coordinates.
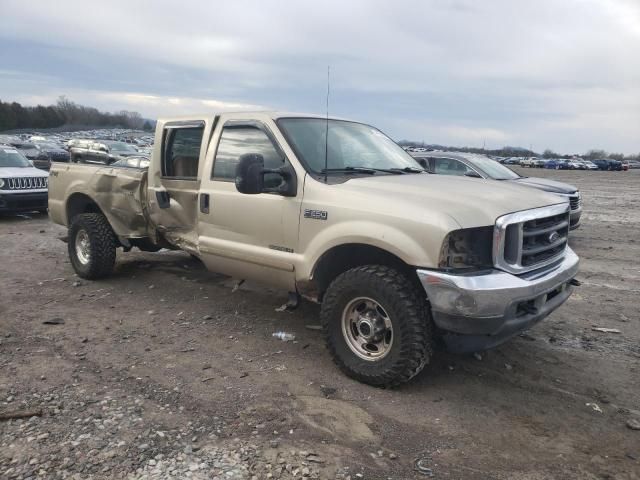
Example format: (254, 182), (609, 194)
(48, 163), (154, 239)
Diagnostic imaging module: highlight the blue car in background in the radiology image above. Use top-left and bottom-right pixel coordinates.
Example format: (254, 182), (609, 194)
(593, 159), (623, 171)
(544, 159), (569, 170)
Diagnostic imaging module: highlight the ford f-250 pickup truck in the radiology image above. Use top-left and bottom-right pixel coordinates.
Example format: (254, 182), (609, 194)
(48, 112), (580, 387)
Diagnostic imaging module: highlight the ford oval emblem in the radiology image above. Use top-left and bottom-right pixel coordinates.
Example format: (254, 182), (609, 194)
(548, 231), (560, 244)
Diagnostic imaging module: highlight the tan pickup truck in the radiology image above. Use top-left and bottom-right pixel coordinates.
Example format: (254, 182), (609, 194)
(48, 112), (579, 387)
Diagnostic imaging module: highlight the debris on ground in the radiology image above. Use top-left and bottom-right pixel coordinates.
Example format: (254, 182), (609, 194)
(592, 327), (622, 334)
(414, 456), (435, 476)
(320, 386), (337, 398)
(231, 279), (245, 293)
(305, 325), (323, 331)
(42, 317), (64, 325)
(0, 409), (42, 421)
(473, 352), (483, 361)
(272, 332), (296, 341)
(586, 402), (603, 413)
(626, 418), (640, 430)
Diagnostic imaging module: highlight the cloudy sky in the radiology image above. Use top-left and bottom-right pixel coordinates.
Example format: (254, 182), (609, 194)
(1, 0), (638, 154)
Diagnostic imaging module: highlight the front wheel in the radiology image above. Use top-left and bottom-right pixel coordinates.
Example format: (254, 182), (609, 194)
(68, 213), (116, 279)
(321, 265), (433, 387)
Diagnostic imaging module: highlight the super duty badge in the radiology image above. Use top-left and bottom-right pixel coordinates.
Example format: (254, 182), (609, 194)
(304, 209), (328, 220)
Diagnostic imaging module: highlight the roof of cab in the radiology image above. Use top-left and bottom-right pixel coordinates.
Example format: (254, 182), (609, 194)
(156, 111), (350, 124)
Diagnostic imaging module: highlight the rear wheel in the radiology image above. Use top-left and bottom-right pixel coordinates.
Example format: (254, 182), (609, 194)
(68, 213), (116, 279)
(321, 265), (432, 387)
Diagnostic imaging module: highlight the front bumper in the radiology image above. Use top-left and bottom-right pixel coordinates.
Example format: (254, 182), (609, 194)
(0, 191), (48, 213)
(417, 248), (579, 353)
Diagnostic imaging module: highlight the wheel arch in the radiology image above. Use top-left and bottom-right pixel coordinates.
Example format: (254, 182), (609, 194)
(298, 243), (423, 303)
(66, 192), (106, 224)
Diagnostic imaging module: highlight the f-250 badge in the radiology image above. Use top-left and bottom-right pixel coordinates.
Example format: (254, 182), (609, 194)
(304, 209), (328, 220)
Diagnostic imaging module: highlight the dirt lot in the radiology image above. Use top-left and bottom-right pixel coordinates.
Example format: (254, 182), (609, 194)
(1, 167), (639, 479)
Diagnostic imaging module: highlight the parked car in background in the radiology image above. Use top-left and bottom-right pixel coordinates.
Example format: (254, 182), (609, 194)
(32, 142), (70, 169)
(13, 141), (49, 166)
(592, 159), (610, 170)
(502, 157), (521, 165)
(565, 160), (584, 170)
(532, 158), (547, 168)
(520, 158), (534, 167)
(70, 140), (139, 165)
(0, 144), (49, 214)
(626, 160), (640, 169)
(412, 151), (582, 229)
(582, 160), (598, 170)
(544, 159), (569, 170)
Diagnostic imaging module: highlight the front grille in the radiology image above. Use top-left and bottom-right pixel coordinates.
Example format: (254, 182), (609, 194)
(521, 213), (569, 267)
(2, 177), (48, 190)
(494, 204), (570, 274)
(569, 195), (580, 210)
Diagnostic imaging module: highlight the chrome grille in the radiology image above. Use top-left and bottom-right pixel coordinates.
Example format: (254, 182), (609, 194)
(3, 177), (48, 190)
(494, 204), (570, 274)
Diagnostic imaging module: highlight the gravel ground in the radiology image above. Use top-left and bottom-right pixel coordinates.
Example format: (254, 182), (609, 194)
(1, 167), (639, 479)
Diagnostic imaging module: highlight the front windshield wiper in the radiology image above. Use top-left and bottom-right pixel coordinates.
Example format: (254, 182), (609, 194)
(389, 167), (429, 174)
(321, 166), (405, 175)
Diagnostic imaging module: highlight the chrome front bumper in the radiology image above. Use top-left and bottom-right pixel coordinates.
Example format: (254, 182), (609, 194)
(417, 248), (579, 353)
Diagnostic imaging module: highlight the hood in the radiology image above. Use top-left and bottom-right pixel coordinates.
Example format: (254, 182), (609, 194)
(0, 166), (49, 178)
(510, 176), (577, 194)
(111, 152), (138, 159)
(335, 173), (568, 228)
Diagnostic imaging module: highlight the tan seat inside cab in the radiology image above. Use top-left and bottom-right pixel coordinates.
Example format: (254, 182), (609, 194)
(172, 155), (198, 178)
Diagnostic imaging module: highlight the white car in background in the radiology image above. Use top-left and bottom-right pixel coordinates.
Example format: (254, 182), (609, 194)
(0, 145), (49, 214)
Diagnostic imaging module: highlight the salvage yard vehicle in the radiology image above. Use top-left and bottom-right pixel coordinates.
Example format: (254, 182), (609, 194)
(0, 144), (49, 214)
(544, 159), (569, 170)
(69, 140), (139, 165)
(32, 141), (70, 169)
(412, 152), (582, 229)
(48, 112), (580, 387)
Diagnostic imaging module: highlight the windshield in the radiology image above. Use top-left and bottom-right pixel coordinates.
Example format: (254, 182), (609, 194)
(107, 142), (137, 153)
(277, 118), (422, 174)
(470, 155), (521, 180)
(0, 147), (31, 167)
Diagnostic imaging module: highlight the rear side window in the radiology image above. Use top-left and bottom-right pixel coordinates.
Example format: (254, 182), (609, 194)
(212, 127), (284, 184)
(162, 126), (204, 179)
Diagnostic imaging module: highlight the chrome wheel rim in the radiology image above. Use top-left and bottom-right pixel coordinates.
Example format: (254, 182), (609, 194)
(341, 297), (393, 361)
(75, 229), (91, 265)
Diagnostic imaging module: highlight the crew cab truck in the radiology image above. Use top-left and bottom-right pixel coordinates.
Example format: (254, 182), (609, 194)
(48, 112), (580, 387)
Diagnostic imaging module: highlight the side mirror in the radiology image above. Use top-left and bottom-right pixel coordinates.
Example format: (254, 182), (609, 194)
(235, 153), (297, 197)
(464, 171), (482, 178)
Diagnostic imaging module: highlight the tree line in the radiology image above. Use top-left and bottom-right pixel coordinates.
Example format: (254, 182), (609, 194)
(0, 96), (150, 131)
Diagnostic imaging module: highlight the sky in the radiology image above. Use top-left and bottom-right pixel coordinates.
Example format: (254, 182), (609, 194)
(1, 0), (638, 154)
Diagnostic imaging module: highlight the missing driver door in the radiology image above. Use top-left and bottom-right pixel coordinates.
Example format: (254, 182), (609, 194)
(147, 120), (211, 252)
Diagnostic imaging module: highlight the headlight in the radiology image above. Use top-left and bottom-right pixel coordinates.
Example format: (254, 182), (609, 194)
(438, 226), (494, 270)
(0, 178), (4, 188)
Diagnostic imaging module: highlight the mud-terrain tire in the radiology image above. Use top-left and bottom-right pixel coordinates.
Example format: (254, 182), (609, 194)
(321, 265), (433, 387)
(68, 213), (116, 279)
